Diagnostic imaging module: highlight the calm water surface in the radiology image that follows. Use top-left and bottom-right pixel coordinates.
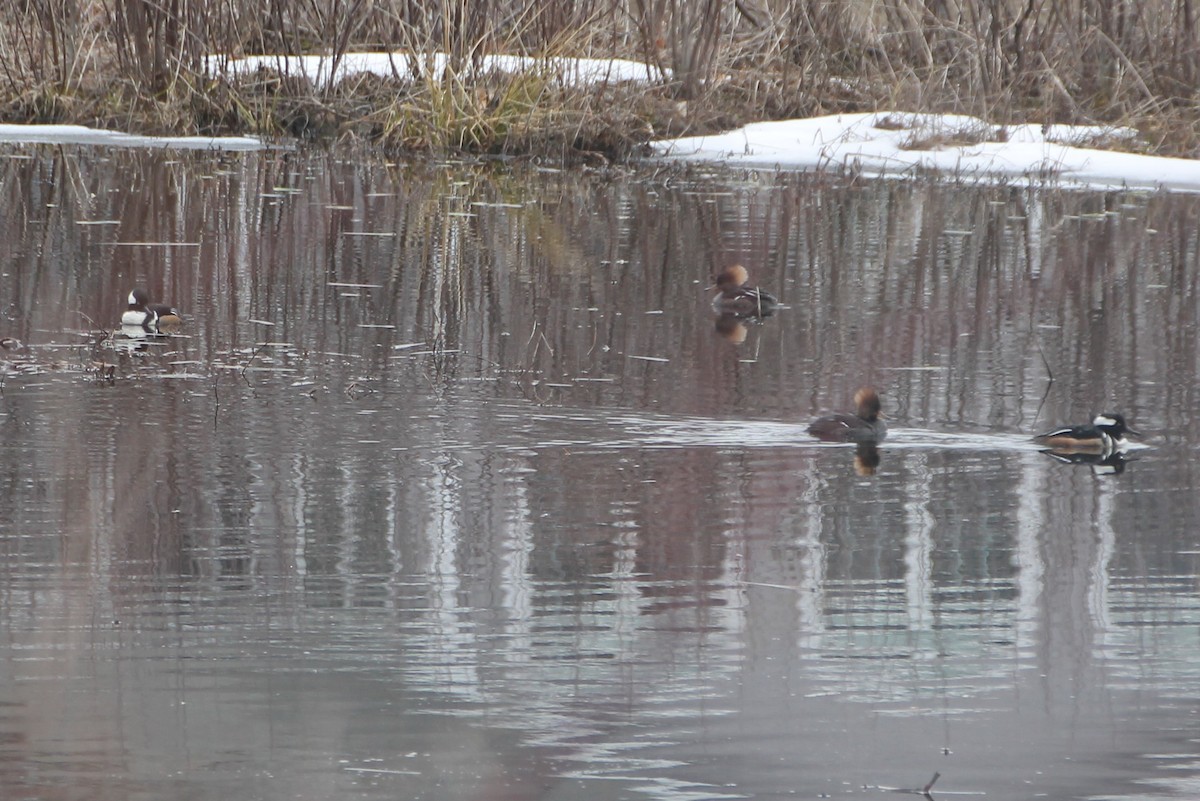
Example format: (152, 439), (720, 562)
(1, 147), (1199, 801)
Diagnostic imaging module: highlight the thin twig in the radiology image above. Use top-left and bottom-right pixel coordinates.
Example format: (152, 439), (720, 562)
(923, 771), (940, 795)
(1037, 339), (1053, 383)
(240, 343), (269, 380)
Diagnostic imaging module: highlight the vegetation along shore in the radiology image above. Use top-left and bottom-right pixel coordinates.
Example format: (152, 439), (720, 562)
(3, 0), (1199, 163)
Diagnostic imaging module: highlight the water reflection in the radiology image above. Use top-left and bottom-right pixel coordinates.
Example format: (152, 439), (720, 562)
(1040, 447), (1136, 475)
(0, 147), (1198, 800)
(853, 441), (881, 475)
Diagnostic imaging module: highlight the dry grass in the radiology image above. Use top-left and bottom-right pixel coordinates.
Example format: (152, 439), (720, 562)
(1, 0), (1199, 160)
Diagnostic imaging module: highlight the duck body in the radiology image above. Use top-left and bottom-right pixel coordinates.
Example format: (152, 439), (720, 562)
(122, 288), (182, 332)
(807, 387), (887, 443)
(0, 337), (40, 376)
(711, 264), (778, 317)
(1033, 413), (1139, 454)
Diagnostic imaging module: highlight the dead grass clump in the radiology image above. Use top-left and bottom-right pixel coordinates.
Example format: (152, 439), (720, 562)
(1137, 112), (1200, 159)
(901, 129), (994, 151)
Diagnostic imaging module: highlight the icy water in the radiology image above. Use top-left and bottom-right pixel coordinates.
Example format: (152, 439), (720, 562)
(1, 146), (1199, 801)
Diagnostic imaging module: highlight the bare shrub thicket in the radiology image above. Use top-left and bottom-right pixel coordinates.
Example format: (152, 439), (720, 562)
(1, 0), (1198, 157)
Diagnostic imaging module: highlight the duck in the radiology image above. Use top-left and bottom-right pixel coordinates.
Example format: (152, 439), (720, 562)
(1033, 413), (1139, 454)
(122, 288), (182, 333)
(807, 387), (887, 442)
(0, 337), (40, 376)
(711, 264), (778, 317)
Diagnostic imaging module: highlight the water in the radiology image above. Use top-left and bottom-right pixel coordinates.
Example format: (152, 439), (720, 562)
(1, 146), (1199, 800)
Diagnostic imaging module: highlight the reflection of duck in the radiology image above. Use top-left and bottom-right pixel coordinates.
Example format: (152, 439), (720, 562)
(1040, 449), (1132, 475)
(1033, 413), (1139, 454)
(711, 265), (778, 317)
(115, 324), (152, 347)
(853, 441), (881, 476)
(807, 387), (887, 442)
(713, 313), (749, 344)
(122, 288), (183, 333)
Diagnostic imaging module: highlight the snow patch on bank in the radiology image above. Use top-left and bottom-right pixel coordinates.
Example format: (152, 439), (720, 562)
(0, 124), (263, 151)
(204, 52), (668, 88)
(652, 112), (1200, 191)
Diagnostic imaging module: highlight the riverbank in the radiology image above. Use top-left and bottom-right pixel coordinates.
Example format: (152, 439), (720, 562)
(2, 1), (1198, 163)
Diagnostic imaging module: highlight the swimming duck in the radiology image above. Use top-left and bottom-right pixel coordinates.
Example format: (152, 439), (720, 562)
(1033, 413), (1139, 454)
(122, 288), (182, 333)
(807, 387), (887, 442)
(711, 265), (778, 317)
(0, 337), (39, 376)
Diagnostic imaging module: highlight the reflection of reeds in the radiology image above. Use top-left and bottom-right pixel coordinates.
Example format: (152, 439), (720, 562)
(2, 1), (1200, 156)
(8, 150), (1200, 628)
(3, 148), (1200, 434)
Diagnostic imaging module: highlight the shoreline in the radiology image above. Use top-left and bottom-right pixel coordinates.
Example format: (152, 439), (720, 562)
(4, 2), (1198, 167)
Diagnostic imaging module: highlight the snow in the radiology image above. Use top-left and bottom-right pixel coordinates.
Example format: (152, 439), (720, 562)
(203, 52), (668, 87)
(651, 111), (1200, 191)
(0, 124), (263, 151)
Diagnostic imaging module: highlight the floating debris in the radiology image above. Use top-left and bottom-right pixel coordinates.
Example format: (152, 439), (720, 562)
(214, 365), (297, 372)
(110, 241), (201, 247)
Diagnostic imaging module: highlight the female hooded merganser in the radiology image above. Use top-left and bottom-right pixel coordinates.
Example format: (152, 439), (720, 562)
(122, 288), (182, 333)
(711, 264), (778, 317)
(807, 387), (887, 442)
(1033, 413), (1139, 454)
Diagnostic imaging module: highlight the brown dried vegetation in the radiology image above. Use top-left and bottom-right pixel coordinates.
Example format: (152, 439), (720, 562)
(1, 0), (1199, 161)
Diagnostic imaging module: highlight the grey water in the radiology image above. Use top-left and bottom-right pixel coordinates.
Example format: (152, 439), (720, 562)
(1, 145), (1199, 801)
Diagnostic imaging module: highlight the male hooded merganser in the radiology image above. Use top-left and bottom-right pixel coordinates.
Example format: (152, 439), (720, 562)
(711, 265), (778, 317)
(1033, 413), (1140, 454)
(0, 337), (41, 376)
(807, 387), (887, 442)
(122, 288), (182, 333)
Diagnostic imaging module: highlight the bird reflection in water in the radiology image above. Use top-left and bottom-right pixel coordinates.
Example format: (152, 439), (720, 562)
(109, 325), (155, 354)
(853, 441), (881, 476)
(713, 313), (750, 344)
(1040, 448), (1133, 475)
